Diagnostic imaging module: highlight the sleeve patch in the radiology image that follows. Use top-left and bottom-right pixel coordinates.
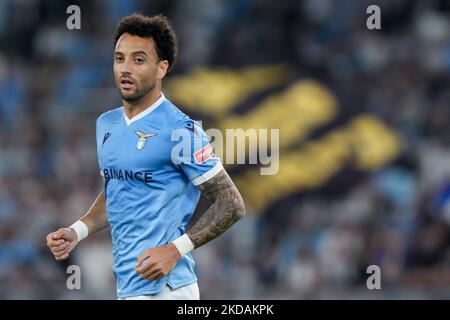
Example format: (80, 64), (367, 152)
(193, 143), (214, 164)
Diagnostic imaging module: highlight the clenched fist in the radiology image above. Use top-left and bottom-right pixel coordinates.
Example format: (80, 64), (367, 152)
(46, 228), (78, 261)
(135, 243), (181, 280)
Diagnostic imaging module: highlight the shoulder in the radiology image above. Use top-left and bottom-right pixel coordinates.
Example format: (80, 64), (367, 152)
(161, 99), (200, 131)
(96, 106), (123, 126)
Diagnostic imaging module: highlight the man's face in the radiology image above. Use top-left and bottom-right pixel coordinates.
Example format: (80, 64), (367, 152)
(113, 33), (164, 102)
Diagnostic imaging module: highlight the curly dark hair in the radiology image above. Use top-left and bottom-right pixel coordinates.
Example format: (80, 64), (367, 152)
(114, 13), (178, 70)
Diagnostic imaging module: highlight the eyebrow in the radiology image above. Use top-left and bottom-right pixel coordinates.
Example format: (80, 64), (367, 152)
(114, 50), (151, 58)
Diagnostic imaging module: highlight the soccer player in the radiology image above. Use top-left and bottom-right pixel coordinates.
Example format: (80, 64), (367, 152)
(46, 13), (245, 300)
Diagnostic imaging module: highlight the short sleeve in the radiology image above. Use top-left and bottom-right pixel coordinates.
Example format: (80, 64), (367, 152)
(96, 115), (104, 177)
(171, 118), (223, 186)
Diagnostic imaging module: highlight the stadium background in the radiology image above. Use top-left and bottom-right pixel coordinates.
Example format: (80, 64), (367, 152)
(0, 0), (449, 299)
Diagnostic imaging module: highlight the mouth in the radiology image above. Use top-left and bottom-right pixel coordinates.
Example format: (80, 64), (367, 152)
(120, 78), (135, 90)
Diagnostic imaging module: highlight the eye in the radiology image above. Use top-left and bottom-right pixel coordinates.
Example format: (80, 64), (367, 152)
(114, 56), (124, 63)
(135, 57), (145, 64)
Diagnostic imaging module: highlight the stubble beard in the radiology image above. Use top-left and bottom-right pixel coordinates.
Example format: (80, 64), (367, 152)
(120, 81), (156, 103)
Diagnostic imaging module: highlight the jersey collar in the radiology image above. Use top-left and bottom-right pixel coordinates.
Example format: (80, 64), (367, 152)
(123, 93), (166, 126)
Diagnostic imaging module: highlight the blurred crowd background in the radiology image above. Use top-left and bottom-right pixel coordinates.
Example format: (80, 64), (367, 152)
(0, 0), (449, 299)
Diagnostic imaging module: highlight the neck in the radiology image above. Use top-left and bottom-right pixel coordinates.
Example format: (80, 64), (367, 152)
(123, 86), (162, 120)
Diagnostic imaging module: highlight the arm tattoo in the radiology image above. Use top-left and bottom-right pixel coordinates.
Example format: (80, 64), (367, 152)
(186, 169), (246, 248)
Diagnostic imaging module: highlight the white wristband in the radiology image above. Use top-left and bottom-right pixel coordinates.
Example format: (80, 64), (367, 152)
(70, 220), (89, 242)
(172, 234), (195, 257)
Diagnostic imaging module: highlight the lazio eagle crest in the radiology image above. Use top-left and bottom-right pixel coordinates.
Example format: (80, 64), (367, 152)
(135, 131), (157, 150)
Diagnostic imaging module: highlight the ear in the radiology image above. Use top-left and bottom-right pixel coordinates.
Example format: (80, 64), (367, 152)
(157, 60), (169, 80)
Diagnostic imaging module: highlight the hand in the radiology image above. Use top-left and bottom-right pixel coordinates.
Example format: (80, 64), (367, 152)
(46, 228), (78, 261)
(135, 243), (182, 280)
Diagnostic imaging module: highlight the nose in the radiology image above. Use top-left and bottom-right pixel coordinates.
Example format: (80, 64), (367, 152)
(116, 58), (133, 75)
(120, 71), (132, 79)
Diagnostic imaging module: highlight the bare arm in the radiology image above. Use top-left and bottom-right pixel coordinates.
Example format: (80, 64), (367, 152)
(134, 169), (245, 280)
(46, 189), (108, 260)
(187, 169), (246, 248)
(78, 190), (109, 235)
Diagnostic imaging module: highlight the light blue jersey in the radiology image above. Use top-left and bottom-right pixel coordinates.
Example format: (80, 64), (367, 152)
(96, 93), (223, 298)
